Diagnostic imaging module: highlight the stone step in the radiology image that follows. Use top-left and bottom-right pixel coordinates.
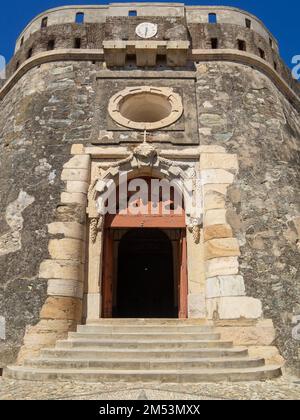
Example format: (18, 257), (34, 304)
(5, 365), (282, 382)
(69, 332), (221, 341)
(77, 325), (215, 333)
(25, 357), (266, 370)
(55, 339), (234, 350)
(41, 347), (247, 359)
(86, 319), (212, 326)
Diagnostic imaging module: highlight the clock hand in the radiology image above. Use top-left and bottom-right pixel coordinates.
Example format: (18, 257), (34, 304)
(145, 27), (148, 37)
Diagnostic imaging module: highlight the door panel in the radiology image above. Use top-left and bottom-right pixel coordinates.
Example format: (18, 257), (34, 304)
(102, 229), (113, 318)
(178, 230), (188, 319)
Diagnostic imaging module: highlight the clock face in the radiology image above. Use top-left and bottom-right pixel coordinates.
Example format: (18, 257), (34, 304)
(135, 22), (158, 39)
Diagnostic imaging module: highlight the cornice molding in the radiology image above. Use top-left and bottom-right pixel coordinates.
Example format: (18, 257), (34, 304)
(0, 48), (299, 111)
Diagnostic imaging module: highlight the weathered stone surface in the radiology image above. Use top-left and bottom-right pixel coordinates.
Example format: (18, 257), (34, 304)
(16, 320), (76, 363)
(215, 319), (276, 346)
(188, 293), (206, 318)
(204, 191), (226, 210)
(61, 192), (87, 205)
(0, 190), (35, 256)
(195, 61), (300, 366)
(207, 297), (263, 320)
(48, 239), (83, 261)
(200, 153), (238, 172)
(71, 144), (85, 155)
(47, 279), (83, 299)
(63, 155), (90, 169)
(0, 60), (95, 366)
(198, 145), (226, 153)
(39, 259), (83, 281)
(199, 113), (227, 128)
(55, 204), (86, 224)
(61, 169), (89, 182)
(203, 184), (229, 196)
(65, 181), (89, 194)
(204, 209), (227, 226)
(205, 238), (240, 260)
(204, 224), (233, 240)
(40, 297), (82, 321)
(201, 169), (235, 185)
(47, 222), (84, 240)
(248, 346), (285, 366)
(206, 275), (245, 298)
(205, 257), (239, 277)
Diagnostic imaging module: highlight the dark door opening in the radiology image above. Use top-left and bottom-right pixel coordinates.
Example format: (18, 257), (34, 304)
(115, 228), (176, 318)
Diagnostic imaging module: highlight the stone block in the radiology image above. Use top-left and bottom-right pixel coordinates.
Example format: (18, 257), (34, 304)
(65, 181), (89, 194)
(206, 275), (245, 298)
(207, 296), (263, 319)
(204, 224), (233, 240)
(86, 293), (101, 320)
(201, 169), (234, 185)
(63, 155), (90, 169)
(39, 259), (83, 281)
(40, 297), (82, 321)
(61, 192), (87, 205)
(248, 346), (285, 366)
(199, 145), (226, 153)
(203, 184), (229, 196)
(199, 113), (227, 127)
(204, 209), (227, 226)
(61, 168), (89, 182)
(205, 256), (239, 277)
(71, 144), (85, 155)
(47, 222), (85, 240)
(188, 293), (206, 318)
(204, 191), (226, 210)
(215, 319), (276, 346)
(55, 204), (86, 224)
(17, 320), (76, 364)
(205, 238), (240, 260)
(47, 279), (84, 299)
(48, 238), (83, 261)
(200, 153), (238, 172)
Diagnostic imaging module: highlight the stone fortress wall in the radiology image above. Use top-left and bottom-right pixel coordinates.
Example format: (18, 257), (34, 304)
(0, 4), (299, 373)
(8, 3), (298, 93)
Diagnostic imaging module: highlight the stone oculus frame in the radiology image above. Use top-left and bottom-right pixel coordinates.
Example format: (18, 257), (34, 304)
(108, 86), (184, 131)
(92, 72), (199, 145)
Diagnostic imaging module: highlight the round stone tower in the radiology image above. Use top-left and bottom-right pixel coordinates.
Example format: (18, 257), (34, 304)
(0, 3), (299, 378)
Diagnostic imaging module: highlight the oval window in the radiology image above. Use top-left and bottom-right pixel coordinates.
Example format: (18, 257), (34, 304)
(108, 86), (183, 130)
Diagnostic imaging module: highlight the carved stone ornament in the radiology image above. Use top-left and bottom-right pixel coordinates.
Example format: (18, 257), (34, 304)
(187, 217), (202, 244)
(90, 215), (104, 243)
(133, 141), (157, 168)
(191, 224), (201, 244)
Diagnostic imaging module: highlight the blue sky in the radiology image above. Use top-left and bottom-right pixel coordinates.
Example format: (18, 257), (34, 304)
(0, 0), (299, 68)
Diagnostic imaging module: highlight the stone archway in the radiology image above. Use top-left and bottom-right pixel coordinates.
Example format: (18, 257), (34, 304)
(85, 141), (203, 321)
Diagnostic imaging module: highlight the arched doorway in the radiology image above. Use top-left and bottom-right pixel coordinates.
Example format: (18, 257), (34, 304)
(101, 176), (188, 319)
(116, 229), (175, 318)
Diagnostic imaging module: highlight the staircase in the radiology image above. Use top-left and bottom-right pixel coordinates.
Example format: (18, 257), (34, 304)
(5, 319), (282, 382)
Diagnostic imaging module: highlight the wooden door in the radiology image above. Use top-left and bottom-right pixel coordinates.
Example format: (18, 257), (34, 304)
(102, 228), (114, 318)
(178, 229), (188, 318)
(101, 177), (188, 318)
